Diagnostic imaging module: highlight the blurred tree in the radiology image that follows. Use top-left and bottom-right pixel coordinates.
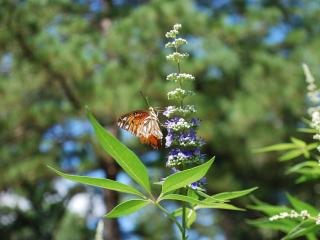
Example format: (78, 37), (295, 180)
(1, 0), (320, 239)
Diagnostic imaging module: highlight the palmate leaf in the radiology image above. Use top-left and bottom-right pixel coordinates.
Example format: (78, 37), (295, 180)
(105, 199), (150, 218)
(160, 157), (214, 196)
(87, 111), (151, 194)
(48, 166), (145, 198)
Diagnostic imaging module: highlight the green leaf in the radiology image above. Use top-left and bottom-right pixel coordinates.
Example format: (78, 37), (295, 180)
(186, 208), (196, 228)
(105, 199), (150, 218)
(279, 150), (303, 161)
(171, 208), (197, 227)
(307, 143), (319, 151)
(287, 161), (320, 174)
(297, 128), (317, 134)
(248, 197), (292, 216)
(286, 193), (318, 216)
(282, 220), (319, 240)
(88, 111), (151, 194)
(187, 188), (199, 199)
(48, 166), (145, 198)
(195, 203), (244, 211)
(160, 194), (211, 206)
(195, 190), (227, 203)
(209, 187), (258, 201)
(291, 137), (306, 147)
(253, 143), (296, 153)
(247, 219), (295, 232)
(160, 157), (214, 196)
(171, 207), (184, 217)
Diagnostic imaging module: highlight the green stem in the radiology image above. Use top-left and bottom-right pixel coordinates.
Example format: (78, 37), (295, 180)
(182, 188), (187, 240)
(175, 45), (183, 107)
(155, 202), (184, 235)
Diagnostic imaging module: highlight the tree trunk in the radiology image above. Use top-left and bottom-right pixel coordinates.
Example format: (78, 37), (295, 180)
(101, 126), (121, 240)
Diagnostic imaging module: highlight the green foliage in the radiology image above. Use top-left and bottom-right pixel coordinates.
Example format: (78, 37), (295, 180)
(160, 158), (214, 196)
(249, 194), (320, 240)
(254, 137), (317, 162)
(250, 65), (320, 239)
(88, 111), (151, 195)
(105, 199), (151, 218)
(49, 112), (256, 237)
(209, 187), (258, 201)
(48, 166), (145, 198)
(3, 0), (320, 239)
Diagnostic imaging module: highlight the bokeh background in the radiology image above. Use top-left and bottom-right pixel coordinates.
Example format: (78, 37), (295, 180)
(1, 0), (320, 239)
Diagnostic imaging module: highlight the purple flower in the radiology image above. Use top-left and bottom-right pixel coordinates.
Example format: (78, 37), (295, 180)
(165, 129), (174, 147)
(190, 118), (200, 127)
(190, 177), (207, 190)
(166, 148), (203, 167)
(163, 106), (175, 117)
(179, 130), (196, 142)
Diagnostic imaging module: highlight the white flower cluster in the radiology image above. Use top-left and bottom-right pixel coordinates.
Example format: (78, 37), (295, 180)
(317, 214), (320, 225)
(269, 210), (310, 221)
(166, 52), (189, 62)
(303, 63), (320, 106)
(166, 73), (195, 82)
(165, 24), (182, 39)
(165, 38), (188, 48)
(303, 64), (320, 151)
(167, 88), (194, 100)
(312, 111), (320, 141)
(167, 118), (192, 131)
(163, 105), (196, 118)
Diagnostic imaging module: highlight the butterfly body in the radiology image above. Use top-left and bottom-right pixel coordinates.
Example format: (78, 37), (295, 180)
(117, 107), (163, 149)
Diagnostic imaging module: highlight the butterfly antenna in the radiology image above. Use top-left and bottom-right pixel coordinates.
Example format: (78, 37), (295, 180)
(140, 91), (151, 108)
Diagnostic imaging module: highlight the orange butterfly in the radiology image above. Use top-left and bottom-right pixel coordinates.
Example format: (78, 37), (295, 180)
(117, 107), (163, 149)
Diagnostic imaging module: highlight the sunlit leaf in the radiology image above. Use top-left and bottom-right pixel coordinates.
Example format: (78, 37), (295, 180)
(48, 166), (145, 198)
(209, 187), (258, 201)
(105, 199), (150, 218)
(291, 137), (306, 148)
(160, 194), (210, 206)
(88, 111), (151, 194)
(195, 202), (244, 211)
(279, 150), (303, 161)
(186, 208), (196, 228)
(160, 158), (214, 196)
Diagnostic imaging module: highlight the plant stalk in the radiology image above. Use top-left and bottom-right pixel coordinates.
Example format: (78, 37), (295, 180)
(182, 188), (187, 240)
(155, 202), (184, 236)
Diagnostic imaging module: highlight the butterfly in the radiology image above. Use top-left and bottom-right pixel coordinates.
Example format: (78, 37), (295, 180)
(117, 107), (163, 149)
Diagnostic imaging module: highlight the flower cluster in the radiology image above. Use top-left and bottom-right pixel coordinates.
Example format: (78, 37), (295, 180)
(269, 209), (320, 225)
(303, 64), (320, 150)
(163, 24), (205, 190)
(166, 73), (195, 82)
(163, 105), (196, 118)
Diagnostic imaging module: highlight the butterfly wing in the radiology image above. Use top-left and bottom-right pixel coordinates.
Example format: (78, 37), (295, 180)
(117, 108), (163, 149)
(117, 110), (149, 135)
